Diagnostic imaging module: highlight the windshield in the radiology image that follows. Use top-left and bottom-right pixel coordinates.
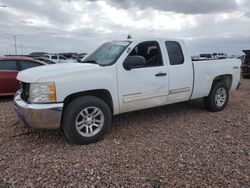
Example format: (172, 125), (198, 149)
(83, 41), (131, 66)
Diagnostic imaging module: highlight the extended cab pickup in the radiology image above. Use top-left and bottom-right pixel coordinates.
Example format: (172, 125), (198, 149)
(14, 38), (241, 144)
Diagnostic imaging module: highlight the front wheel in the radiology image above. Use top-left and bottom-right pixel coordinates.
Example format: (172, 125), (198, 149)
(62, 96), (112, 144)
(204, 81), (229, 112)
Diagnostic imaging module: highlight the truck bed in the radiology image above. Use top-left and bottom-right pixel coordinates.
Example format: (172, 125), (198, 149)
(191, 59), (241, 99)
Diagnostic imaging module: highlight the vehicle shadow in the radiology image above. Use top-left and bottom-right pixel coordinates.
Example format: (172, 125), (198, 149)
(0, 96), (14, 102)
(113, 98), (205, 124)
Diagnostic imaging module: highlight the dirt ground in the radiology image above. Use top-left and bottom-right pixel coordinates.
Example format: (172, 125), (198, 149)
(0, 79), (249, 187)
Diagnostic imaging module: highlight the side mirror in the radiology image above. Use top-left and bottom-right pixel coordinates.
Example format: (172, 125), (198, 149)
(123, 55), (146, 70)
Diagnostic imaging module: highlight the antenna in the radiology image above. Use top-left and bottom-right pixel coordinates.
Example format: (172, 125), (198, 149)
(127, 35), (132, 39)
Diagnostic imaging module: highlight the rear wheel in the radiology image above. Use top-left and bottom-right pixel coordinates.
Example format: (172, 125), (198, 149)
(242, 75), (250, 79)
(204, 81), (229, 112)
(62, 96), (112, 144)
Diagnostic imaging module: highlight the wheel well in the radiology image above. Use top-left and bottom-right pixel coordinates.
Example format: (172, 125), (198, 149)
(212, 74), (233, 89)
(63, 89), (114, 113)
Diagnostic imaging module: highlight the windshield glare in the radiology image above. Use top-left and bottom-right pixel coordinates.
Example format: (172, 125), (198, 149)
(83, 41), (130, 66)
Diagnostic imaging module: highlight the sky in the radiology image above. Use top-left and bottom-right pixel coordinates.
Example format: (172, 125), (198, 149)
(0, 0), (249, 56)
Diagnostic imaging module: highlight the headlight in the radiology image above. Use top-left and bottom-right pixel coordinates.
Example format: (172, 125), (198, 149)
(29, 82), (56, 103)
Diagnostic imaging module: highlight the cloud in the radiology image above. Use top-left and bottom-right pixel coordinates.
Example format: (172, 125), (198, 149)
(2, 0), (76, 25)
(0, 0), (249, 56)
(92, 0), (238, 14)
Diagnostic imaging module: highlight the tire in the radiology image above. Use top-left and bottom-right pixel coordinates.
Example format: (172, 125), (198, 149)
(204, 81), (229, 112)
(242, 75), (250, 79)
(62, 96), (112, 144)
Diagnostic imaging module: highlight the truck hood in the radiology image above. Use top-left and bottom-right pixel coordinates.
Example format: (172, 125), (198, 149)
(17, 63), (100, 83)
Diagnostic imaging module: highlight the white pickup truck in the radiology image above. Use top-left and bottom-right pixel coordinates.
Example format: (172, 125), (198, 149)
(14, 38), (241, 144)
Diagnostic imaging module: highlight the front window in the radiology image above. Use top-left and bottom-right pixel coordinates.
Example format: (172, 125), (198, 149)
(0, 60), (17, 71)
(127, 41), (163, 68)
(83, 41), (131, 66)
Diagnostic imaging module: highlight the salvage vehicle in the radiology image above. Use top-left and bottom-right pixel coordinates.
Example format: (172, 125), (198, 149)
(44, 54), (74, 64)
(0, 57), (46, 96)
(14, 38), (241, 144)
(241, 50), (250, 79)
(34, 57), (57, 64)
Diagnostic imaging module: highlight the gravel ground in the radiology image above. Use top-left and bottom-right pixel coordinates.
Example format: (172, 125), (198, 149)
(0, 79), (250, 188)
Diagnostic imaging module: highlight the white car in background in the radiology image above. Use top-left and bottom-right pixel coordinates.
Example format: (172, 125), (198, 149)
(44, 54), (74, 63)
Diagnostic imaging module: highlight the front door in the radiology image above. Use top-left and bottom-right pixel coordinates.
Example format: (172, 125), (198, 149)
(117, 41), (169, 113)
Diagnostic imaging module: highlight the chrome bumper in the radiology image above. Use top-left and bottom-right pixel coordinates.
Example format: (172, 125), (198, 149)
(14, 90), (63, 129)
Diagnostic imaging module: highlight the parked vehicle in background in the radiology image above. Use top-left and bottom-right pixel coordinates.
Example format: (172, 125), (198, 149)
(14, 38), (241, 144)
(212, 53), (228, 59)
(241, 50), (250, 79)
(29, 52), (47, 57)
(34, 57), (56, 64)
(73, 53), (87, 62)
(200, 54), (212, 59)
(44, 54), (74, 63)
(0, 57), (46, 96)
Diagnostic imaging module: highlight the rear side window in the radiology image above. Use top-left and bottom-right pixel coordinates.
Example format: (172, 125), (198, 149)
(165, 41), (184, 65)
(19, 61), (41, 70)
(0, 60), (17, 71)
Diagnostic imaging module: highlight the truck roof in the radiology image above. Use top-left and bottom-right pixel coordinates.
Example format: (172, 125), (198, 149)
(124, 37), (184, 43)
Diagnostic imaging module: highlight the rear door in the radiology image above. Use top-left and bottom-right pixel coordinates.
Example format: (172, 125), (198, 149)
(0, 60), (19, 95)
(164, 41), (193, 103)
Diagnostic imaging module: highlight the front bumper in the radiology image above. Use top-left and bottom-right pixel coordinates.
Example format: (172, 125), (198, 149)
(14, 90), (63, 129)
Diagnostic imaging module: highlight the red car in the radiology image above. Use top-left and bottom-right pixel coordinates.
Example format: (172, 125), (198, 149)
(0, 57), (46, 96)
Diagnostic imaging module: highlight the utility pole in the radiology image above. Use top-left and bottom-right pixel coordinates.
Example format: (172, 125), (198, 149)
(14, 34), (17, 55)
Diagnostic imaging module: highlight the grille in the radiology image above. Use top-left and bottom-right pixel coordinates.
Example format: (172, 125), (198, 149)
(21, 82), (30, 102)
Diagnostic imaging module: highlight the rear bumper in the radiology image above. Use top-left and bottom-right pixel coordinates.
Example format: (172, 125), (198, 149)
(14, 90), (63, 129)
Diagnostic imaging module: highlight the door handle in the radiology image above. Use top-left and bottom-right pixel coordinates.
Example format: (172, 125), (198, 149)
(155, 72), (167, 77)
